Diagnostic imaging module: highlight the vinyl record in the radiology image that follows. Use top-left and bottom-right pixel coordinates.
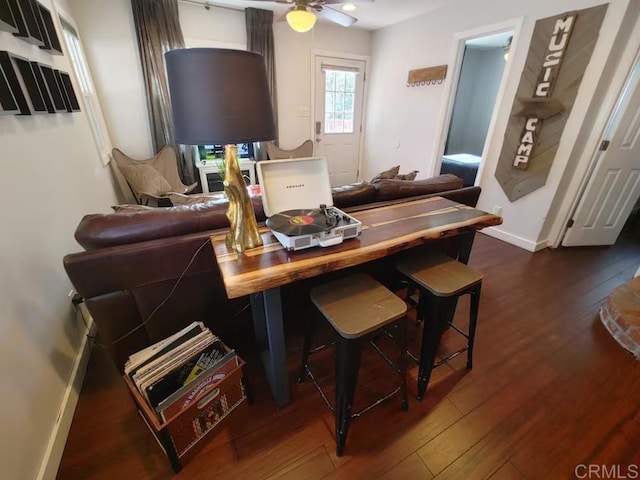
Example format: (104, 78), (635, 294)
(267, 209), (329, 236)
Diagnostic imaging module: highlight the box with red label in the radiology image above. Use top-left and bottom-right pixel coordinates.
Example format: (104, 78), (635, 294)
(124, 349), (247, 472)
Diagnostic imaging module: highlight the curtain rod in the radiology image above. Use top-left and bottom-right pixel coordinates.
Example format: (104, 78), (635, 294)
(178, 0), (245, 13)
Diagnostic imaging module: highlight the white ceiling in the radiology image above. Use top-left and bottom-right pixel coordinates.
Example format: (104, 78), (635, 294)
(190, 0), (450, 30)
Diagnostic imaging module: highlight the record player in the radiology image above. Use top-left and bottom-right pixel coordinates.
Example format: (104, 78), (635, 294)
(257, 157), (362, 251)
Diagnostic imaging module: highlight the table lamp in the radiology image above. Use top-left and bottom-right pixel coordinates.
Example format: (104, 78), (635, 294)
(165, 48), (276, 252)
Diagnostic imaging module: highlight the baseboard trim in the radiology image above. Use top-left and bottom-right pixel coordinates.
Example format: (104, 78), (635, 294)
(481, 227), (548, 252)
(36, 304), (95, 480)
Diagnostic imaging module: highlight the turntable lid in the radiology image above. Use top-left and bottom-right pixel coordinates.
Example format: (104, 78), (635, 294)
(257, 157), (333, 217)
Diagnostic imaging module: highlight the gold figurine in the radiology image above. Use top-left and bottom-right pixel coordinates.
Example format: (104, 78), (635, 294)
(224, 144), (263, 252)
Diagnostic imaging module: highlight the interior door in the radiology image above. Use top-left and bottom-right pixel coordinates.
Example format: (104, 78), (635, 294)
(562, 52), (640, 247)
(314, 55), (365, 187)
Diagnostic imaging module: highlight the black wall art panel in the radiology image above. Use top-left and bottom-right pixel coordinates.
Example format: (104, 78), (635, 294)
(39, 64), (66, 112)
(11, 0), (44, 46)
(37, 4), (62, 54)
(0, 51), (29, 114)
(0, 0), (18, 33)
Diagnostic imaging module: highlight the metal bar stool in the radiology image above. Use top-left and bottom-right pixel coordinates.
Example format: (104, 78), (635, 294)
(297, 273), (408, 456)
(397, 253), (482, 400)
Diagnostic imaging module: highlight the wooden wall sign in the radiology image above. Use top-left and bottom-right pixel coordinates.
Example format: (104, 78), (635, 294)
(495, 4), (607, 202)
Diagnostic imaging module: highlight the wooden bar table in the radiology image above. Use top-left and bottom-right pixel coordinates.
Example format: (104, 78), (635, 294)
(211, 196), (502, 406)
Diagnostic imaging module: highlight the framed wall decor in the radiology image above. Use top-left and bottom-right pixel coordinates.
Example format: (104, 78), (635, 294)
(39, 64), (66, 112)
(37, 3), (62, 55)
(0, 50), (29, 114)
(10, 0), (44, 46)
(54, 70), (79, 112)
(29, 61), (54, 113)
(12, 54), (48, 113)
(494, 4), (608, 201)
(0, 0), (18, 33)
(0, 65), (20, 115)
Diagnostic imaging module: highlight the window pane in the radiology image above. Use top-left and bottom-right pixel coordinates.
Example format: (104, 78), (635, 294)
(334, 112), (344, 133)
(344, 93), (354, 114)
(335, 71), (346, 91)
(344, 112), (354, 133)
(335, 92), (344, 112)
(325, 112), (335, 133)
(345, 72), (356, 92)
(325, 92), (334, 112)
(325, 71), (335, 91)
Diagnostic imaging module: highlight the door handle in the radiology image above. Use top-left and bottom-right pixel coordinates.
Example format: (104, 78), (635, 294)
(316, 138), (321, 143)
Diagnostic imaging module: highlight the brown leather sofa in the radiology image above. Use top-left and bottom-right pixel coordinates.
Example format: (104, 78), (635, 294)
(64, 175), (481, 371)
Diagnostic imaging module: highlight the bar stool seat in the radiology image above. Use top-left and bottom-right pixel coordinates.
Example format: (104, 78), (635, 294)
(299, 273), (408, 457)
(397, 253), (483, 400)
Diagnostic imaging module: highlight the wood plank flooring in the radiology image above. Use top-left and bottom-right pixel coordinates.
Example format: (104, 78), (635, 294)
(57, 220), (640, 480)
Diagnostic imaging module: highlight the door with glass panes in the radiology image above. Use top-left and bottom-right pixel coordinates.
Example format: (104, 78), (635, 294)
(314, 56), (366, 186)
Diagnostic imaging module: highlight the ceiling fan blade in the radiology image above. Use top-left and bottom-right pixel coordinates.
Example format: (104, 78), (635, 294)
(316, 5), (357, 27)
(322, 0), (374, 4)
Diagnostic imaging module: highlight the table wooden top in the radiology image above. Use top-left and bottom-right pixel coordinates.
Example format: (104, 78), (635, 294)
(211, 196), (502, 299)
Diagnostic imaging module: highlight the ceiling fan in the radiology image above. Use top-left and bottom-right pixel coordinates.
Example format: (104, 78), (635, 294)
(251, 0), (374, 32)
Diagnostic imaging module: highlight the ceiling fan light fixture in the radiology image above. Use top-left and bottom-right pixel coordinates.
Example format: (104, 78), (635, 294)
(342, 3), (356, 11)
(286, 6), (317, 33)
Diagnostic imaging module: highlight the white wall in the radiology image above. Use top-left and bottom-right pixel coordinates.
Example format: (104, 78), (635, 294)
(365, 0), (632, 250)
(446, 47), (505, 156)
(0, 1), (120, 477)
(274, 22), (371, 149)
(68, 0), (152, 158)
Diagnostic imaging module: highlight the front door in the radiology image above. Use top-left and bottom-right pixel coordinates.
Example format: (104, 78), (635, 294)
(314, 55), (366, 187)
(562, 51), (640, 247)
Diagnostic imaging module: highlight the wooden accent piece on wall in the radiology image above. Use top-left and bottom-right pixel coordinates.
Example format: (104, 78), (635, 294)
(407, 65), (447, 86)
(494, 4), (607, 202)
(0, 0), (18, 33)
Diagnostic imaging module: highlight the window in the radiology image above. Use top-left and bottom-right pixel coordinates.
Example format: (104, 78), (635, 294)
(324, 69), (356, 134)
(59, 15), (112, 164)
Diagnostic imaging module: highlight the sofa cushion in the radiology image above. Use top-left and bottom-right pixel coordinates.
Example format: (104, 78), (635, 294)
(331, 182), (376, 208)
(373, 174), (464, 202)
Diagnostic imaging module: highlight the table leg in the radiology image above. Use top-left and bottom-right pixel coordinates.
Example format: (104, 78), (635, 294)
(251, 287), (290, 407)
(456, 230), (476, 265)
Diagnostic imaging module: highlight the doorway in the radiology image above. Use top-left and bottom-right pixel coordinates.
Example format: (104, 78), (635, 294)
(313, 55), (366, 187)
(439, 31), (513, 186)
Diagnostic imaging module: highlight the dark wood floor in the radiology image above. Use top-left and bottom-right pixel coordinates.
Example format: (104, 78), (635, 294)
(58, 221), (640, 480)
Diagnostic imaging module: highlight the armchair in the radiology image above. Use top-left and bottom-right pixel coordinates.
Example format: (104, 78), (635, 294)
(112, 146), (197, 205)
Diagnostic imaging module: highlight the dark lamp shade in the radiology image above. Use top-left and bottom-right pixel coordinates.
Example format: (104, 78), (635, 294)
(165, 48), (276, 145)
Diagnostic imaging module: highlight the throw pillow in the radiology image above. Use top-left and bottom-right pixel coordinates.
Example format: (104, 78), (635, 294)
(396, 170), (419, 181)
(119, 164), (172, 198)
(371, 165), (400, 183)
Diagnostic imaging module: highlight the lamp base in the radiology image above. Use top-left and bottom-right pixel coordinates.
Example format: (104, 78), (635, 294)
(224, 144), (263, 252)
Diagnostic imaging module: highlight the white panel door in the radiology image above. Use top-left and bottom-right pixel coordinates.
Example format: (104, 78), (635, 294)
(562, 53), (640, 247)
(314, 56), (365, 187)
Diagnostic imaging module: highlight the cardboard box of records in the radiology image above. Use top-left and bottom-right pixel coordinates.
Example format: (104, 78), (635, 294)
(123, 322), (248, 472)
